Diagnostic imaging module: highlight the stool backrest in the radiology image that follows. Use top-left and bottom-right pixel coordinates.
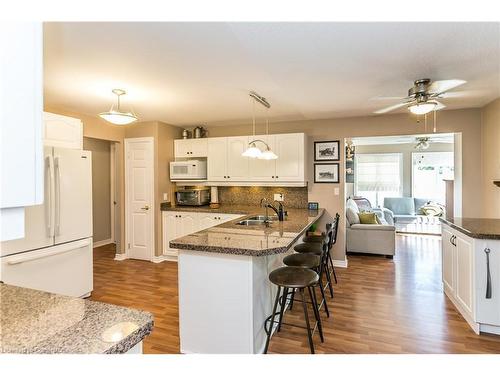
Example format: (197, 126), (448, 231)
(324, 213), (340, 250)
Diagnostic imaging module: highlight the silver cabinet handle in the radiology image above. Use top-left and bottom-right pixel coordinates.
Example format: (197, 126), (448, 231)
(46, 155), (55, 237)
(54, 156), (61, 236)
(485, 248), (492, 299)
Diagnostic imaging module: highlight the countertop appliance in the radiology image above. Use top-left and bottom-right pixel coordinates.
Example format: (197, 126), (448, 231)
(176, 187), (210, 206)
(170, 160), (207, 181)
(0, 146), (93, 298)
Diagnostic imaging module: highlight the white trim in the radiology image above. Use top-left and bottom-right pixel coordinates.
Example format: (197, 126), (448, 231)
(124, 137), (155, 262)
(110, 142), (116, 243)
(151, 254), (178, 263)
(175, 181), (308, 187)
(333, 257), (348, 268)
(93, 238), (114, 248)
(114, 253), (127, 261)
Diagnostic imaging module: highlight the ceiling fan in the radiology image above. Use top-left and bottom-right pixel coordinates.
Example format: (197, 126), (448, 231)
(374, 78), (466, 115)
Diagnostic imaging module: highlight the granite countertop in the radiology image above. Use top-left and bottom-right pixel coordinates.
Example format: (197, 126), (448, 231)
(0, 284), (153, 354)
(440, 217), (500, 240)
(169, 206), (325, 256)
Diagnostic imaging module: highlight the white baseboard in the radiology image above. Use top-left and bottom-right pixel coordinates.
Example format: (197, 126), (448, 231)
(93, 238), (114, 248)
(114, 253), (127, 261)
(152, 254), (178, 263)
(333, 257), (348, 268)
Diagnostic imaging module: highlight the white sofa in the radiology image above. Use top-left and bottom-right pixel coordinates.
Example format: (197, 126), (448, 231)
(346, 198), (396, 258)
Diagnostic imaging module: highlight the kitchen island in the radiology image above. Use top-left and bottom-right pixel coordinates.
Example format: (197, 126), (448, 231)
(0, 283), (153, 354)
(169, 207), (324, 354)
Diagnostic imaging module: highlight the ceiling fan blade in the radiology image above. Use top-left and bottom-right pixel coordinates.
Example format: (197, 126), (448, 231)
(433, 100), (446, 110)
(370, 96), (408, 101)
(373, 102), (410, 114)
(427, 79), (466, 94)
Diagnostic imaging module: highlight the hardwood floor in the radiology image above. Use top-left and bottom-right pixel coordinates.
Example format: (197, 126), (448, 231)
(91, 235), (500, 354)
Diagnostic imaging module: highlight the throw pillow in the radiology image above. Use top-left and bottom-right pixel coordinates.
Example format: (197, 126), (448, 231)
(346, 207), (360, 225)
(358, 212), (378, 224)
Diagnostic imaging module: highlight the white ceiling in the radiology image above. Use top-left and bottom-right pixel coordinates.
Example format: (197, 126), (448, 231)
(43, 22), (500, 127)
(351, 133), (454, 146)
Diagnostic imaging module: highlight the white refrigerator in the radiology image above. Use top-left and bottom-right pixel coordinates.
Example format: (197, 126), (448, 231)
(0, 146), (93, 297)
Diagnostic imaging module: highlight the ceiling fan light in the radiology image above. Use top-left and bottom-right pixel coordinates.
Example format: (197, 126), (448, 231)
(99, 110), (138, 125)
(242, 143), (262, 158)
(259, 149), (278, 160)
(408, 102), (437, 115)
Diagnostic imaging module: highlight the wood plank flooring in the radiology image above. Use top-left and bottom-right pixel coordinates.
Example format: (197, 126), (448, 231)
(91, 235), (500, 354)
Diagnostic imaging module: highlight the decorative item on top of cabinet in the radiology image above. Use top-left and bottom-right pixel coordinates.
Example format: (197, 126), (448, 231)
(345, 140), (355, 183)
(174, 138), (208, 158)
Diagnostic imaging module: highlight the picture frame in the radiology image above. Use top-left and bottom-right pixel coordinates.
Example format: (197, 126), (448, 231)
(314, 163), (339, 183)
(314, 140), (340, 161)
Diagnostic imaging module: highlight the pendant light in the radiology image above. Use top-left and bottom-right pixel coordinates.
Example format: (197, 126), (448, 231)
(99, 89), (138, 125)
(242, 91), (278, 160)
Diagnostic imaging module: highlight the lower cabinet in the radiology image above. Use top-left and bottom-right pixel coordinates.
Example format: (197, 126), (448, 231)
(475, 240), (500, 329)
(162, 211), (243, 259)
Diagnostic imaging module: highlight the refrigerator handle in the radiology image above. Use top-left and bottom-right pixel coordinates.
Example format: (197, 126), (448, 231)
(46, 155), (55, 237)
(54, 156), (61, 236)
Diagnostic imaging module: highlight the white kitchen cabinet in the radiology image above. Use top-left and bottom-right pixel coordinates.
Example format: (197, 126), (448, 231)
(442, 227), (455, 293)
(274, 133), (306, 182)
(1, 23), (44, 241)
(43, 112), (83, 149)
(162, 211), (243, 260)
(226, 136), (249, 181)
(174, 138), (208, 158)
(475, 240), (500, 329)
(207, 138), (227, 181)
(248, 135), (276, 181)
(455, 235), (474, 318)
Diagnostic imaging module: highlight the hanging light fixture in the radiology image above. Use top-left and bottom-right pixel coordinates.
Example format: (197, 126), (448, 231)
(242, 91), (278, 160)
(99, 89), (138, 125)
(408, 101), (437, 115)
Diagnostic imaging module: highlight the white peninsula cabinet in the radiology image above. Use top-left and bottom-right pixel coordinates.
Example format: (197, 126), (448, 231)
(441, 220), (500, 335)
(204, 133), (306, 186)
(162, 211), (243, 260)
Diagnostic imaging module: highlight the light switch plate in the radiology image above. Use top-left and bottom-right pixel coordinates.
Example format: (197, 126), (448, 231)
(334, 187), (339, 196)
(274, 193), (284, 202)
(163, 192), (169, 201)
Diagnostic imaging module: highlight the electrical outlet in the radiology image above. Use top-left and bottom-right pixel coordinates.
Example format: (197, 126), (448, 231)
(163, 192), (169, 201)
(274, 193), (284, 202)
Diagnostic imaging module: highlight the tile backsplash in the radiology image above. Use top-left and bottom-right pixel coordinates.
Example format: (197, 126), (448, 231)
(217, 186), (308, 208)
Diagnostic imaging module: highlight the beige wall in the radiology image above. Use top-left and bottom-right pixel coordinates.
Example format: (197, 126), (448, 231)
(83, 137), (112, 243)
(481, 98), (500, 218)
(206, 108), (483, 261)
(355, 142), (454, 198)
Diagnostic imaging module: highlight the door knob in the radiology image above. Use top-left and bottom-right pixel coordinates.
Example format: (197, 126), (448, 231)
(141, 205), (150, 211)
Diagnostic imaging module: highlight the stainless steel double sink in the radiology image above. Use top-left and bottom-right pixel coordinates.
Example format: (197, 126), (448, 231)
(236, 215), (278, 226)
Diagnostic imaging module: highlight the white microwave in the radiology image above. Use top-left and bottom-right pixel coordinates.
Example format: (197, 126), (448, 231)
(170, 160), (207, 180)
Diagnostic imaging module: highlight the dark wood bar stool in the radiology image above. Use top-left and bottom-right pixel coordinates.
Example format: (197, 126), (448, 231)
(282, 252), (330, 318)
(264, 266), (323, 354)
(294, 241), (334, 298)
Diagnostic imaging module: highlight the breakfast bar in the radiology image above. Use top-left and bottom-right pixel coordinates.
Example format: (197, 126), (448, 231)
(170, 207), (324, 354)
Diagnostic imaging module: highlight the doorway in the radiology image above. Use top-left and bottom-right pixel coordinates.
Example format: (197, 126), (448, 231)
(124, 137), (155, 261)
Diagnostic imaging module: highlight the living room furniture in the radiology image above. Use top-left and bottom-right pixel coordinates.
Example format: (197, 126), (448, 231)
(383, 197), (433, 223)
(345, 198), (396, 258)
(351, 196), (394, 225)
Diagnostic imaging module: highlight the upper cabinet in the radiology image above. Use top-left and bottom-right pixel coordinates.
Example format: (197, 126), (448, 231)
(174, 138), (208, 158)
(204, 133), (306, 186)
(43, 112), (83, 149)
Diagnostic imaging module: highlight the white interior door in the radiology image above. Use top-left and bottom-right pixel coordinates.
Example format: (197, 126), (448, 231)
(54, 148), (93, 245)
(125, 138), (154, 261)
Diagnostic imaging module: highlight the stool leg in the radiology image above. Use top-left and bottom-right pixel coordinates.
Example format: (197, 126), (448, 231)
(289, 288), (296, 311)
(324, 257), (334, 298)
(317, 269), (330, 317)
(277, 287), (288, 332)
(300, 288), (315, 354)
(308, 286), (324, 343)
(264, 285), (281, 354)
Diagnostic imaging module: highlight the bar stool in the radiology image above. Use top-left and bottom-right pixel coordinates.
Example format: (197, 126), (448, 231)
(282, 252), (330, 318)
(294, 241), (334, 298)
(264, 266), (323, 354)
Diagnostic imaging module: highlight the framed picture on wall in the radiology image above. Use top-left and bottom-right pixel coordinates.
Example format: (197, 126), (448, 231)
(314, 163), (340, 183)
(314, 140), (340, 161)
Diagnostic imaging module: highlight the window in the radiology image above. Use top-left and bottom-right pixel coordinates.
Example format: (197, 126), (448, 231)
(355, 153), (403, 207)
(412, 152), (454, 204)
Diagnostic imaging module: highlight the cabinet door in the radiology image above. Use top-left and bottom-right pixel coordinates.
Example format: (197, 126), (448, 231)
(226, 136), (249, 181)
(476, 240), (500, 325)
(456, 234), (474, 317)
(174, 139), (191, 158)
(175, 139), (208, 158)
(43, 112), (83, 149)
(207, 138), (227, 181)
(190, 139), (208, 157)
(248, 135), (276, 181)
(442, 227), (455, 294)
(1, 22), (43, 210)
(179, 213), (197, 237)
(198, 214), (217, 230)
(274, 133), (305, 182)
(162, 212), (178, 255)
